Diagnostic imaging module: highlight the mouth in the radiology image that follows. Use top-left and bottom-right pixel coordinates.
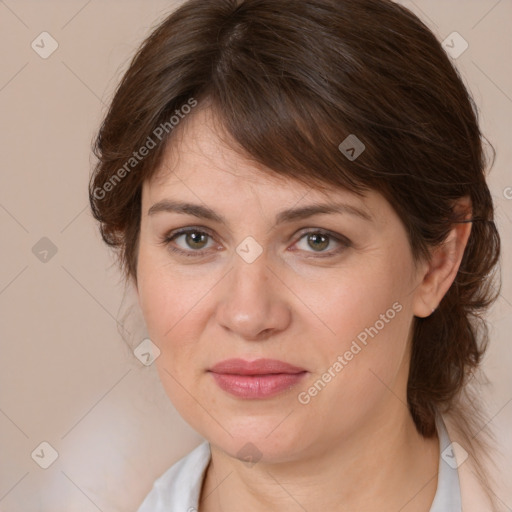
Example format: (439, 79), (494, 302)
(208, 358), (308, 399)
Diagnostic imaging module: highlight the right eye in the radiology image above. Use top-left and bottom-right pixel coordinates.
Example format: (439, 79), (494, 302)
(159, 227), (219, 258)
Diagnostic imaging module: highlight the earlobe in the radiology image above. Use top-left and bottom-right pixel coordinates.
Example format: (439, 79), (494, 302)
(412, 196), (473, 318)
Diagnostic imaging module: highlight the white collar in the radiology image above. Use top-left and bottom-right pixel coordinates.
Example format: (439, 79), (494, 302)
(430, 413), (462, 511)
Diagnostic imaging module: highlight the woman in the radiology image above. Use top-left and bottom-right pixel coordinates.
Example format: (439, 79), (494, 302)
(89, 0), (502, 510)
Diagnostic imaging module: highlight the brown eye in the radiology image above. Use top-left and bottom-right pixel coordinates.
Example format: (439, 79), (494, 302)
(161, 228), (216, 257)
(293, 230), (351, 258)
(306, 233), (330, 252)
(180, 231), (209, 250)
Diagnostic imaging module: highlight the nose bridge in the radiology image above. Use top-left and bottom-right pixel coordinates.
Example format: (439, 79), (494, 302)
(215, 240), (290, 339)
(231, 233), (271, 292)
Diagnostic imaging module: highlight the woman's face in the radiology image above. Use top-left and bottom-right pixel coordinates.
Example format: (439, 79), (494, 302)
(136, 107), (428, 463)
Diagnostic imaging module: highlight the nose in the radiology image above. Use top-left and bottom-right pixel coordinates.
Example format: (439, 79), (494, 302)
(214, 249), (292, 341)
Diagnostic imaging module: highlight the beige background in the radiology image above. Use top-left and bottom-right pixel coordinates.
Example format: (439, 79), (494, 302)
(0, 0), (511, 510)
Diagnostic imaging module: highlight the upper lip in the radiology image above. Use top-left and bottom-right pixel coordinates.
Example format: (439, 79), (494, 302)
(209, 358), (306, 375)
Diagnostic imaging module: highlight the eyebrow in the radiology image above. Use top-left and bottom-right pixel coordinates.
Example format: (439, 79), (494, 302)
(147, 199), (373, 224)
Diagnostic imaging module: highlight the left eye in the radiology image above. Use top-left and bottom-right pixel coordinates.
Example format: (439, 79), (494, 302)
(296, 232), (338, 252)
(292, 230), (349, 257)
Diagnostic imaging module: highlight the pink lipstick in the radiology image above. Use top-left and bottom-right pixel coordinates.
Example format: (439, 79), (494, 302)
(208, 358), (307, 399)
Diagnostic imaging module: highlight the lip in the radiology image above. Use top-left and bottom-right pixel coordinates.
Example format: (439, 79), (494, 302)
(208, 358), (307, 399)
(209, 358), (306, 375)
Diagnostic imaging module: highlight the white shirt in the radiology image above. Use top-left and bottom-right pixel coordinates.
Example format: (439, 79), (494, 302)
(137, 415), (461, 512)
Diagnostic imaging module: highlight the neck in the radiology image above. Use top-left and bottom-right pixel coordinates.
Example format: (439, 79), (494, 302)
(199, 405), (440, 512)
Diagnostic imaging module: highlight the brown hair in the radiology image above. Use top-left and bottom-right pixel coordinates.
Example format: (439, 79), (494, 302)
(89, 0), (501, 501)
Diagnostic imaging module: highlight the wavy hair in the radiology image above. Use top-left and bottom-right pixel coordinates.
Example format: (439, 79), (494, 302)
(89, 0), (502, 504)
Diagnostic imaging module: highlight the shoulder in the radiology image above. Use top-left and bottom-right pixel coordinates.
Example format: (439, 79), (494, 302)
(136, 440), (211, 512)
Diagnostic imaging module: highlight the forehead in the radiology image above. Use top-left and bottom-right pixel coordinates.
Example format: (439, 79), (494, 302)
(142, 106), (384, 220)
(147, 107), (293, 190)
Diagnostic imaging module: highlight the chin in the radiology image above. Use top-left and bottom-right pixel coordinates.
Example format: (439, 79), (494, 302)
(205, 419), (310, 464)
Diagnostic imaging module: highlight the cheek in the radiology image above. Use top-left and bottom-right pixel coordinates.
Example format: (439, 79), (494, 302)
(136, 247), (219, 379)
(322, 295), (408, 381)
(299, 256), (414, 405)
(136, 256), (209, 410)
(296, 290), (411, 439)
(137, 246), (199, 339)
(308, 259), (410, 352)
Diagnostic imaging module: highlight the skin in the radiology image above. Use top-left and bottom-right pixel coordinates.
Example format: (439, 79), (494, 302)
(135, 106), (472, 511)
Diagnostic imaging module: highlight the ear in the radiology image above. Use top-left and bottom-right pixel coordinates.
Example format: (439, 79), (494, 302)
(412, 196), (473, 318)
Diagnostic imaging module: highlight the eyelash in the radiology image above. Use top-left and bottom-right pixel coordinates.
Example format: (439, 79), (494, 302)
(158, 227), (351, 259)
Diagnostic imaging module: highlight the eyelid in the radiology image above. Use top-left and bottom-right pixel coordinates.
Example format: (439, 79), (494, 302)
(293, 227), (350, 244)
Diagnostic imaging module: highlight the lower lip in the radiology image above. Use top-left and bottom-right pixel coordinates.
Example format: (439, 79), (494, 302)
(210, 372), (307, 399)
